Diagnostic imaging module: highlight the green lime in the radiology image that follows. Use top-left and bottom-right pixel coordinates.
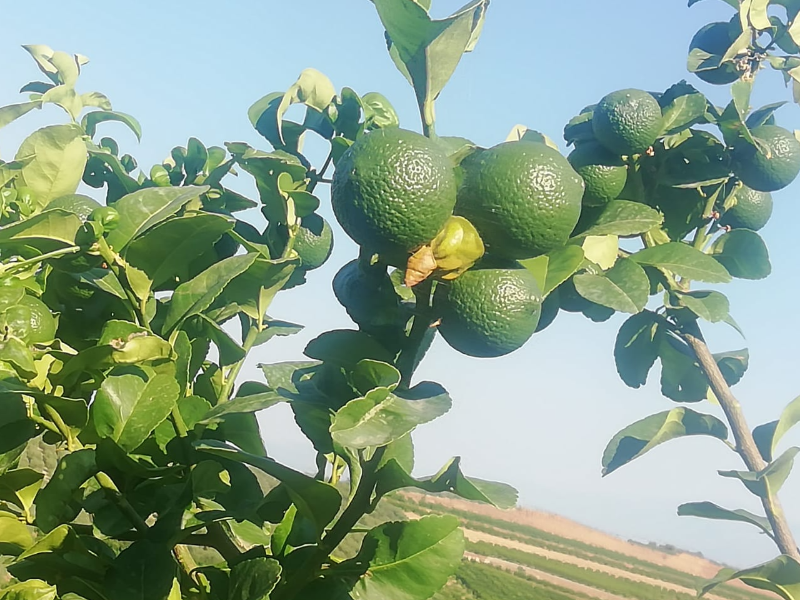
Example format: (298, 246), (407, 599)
(294, 214), (334, 270)
(1, 295), (56, 344)
(568, 142), (627, 206)
(689, 21), (743, 85)
(592, 89), (664, 156)
(456, 141), (584, 259)
(732, 125), (800, 192)
(434, 260), (542, 358)
(333, 259), (405, 331)
(720, 185), (773, 231)
(47, 194), (103, 221)
(331, 128), (457, 255)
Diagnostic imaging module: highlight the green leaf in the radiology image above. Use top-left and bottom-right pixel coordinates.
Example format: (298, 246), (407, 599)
(711, 229), (771, 280)
(336, 515), (464, 600)
(330, 381), (451, 449)
(659, 82), (708, 135)
(719, 447), (800, 497)
(602, 408), (729, 475)
(579, 235), (618, 270)
(105, 186), (209, 251)
(0, 101), (41, 129)
(573, 258), (649, 314)
(81, 111), (142, 141)
(350, 359), (402, 395)
(188, 314), (245, 367)
(125, 213), (233, 288)
(90, 372), (180, 452)
(195, 440), (342, 535)
(631, 242), (732, 283)
(374, 0), (488, 126)
(0, 468), (42, 516)
(0, 209), (82, 253)
(276, 69), (336, 144)
(376, 456), (517, 509)
(574, 200), (664, 238)
(754, 395), (800, 463)
(715, 348), (749, 387)
(614, 311), (664, 388)
(16, 125), (87, 208)
(0, 512), (34, 554)
(658, 337), (709, 402)
(0, 579), (56, 600)
(673, 290), (730, 323)
(34, 449), (97, 532)
(519, 245), (584, 296)
(305, 330), (394, 369)
(228, 557), (282, 600)
(162, 253), (258, 334)
(677, 501), (773, 537)
(197, 383), (285, 426)
(701, 555), (800, 599)
(104, 541), (176, 600)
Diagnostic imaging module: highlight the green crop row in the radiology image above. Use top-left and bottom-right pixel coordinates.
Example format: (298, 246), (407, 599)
(453, 559), (590, 600)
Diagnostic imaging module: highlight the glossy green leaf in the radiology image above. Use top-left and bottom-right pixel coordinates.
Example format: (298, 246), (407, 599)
(105, 186), (209, 250)
(701, 555), (800, 599)
(659, 82), (708, 135)
(614, 311), (664, 388)
(305, 330), (394, 368)
(376, 456), (517, 509)
(162, 253), (257, 334)
(212, 256), (298, 322)
(188, 314), (245, 367)
(576, 200), (664, 238)
(104, 541), (176, 600)
(0, 579), (56, 600)
(81, 111), (142, 141)
(34, 449), (97, 532)
(754, 395), (800, 463)
(673, 290), (730, 323)
(0, 468), (43, 515)
(574, 258), (649, 314)
(0, 101), (41, 129)
(711, 229), (771, 280)
(331, 381), (451, 449)
(658, 337), (709, 402)
(197, 382), (285, 426)
(677, 501), (773, 537)
(228, 557), (282, 600)
(719, 447), (800, 497)
(125, 213), (233, 288)
(336, 515), (464, 600)
(715, 348), (749, 387)
(520, 245), (584, 296)
(195, 440), (342, 534)
(15, 125), (86, 208)
(631, 242), (732, 283)
(0, 511), (34, 554)
(602, 408), (728, 475)
(0, 209), (82, 251)
(91, 373), (180, 452)
(350, 359), (401, 395)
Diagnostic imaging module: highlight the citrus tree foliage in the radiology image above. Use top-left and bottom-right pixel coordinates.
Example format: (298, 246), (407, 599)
(1, 1), (800, 599)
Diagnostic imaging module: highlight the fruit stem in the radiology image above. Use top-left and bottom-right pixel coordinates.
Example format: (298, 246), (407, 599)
(680, 322), (800, 560)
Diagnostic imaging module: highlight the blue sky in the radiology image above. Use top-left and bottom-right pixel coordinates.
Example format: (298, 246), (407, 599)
(3, 0), (800, 566)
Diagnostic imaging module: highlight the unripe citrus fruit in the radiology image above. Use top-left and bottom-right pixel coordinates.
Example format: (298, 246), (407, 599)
(568, 142), (627, 206)
(720, 185), (773, 231)
(593, 89), (663, 156)
(732, 125), (800, 192)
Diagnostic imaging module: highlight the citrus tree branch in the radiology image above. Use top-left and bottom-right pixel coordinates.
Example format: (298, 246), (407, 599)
(680, 324), (800, 560)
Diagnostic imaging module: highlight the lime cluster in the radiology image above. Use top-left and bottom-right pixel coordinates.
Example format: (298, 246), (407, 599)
(330, 127), (588, 358)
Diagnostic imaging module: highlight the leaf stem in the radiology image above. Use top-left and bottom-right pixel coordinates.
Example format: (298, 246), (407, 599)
(218, 323), (260, 404)
(0, 245), (81, 277)
(96, 237), (145, 326)
(680, 323), (800, 559)
(94, 471), (150, 533)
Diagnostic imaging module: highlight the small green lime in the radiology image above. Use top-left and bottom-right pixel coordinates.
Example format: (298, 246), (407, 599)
(1, 295), (56, 344)
(294, 214), (334, 270)
(434, 259), (542, 358)
(720, 185), (773, 231)
(593, 89), (664, 156)
(732, 125), (800, 192)
(568, 142), (628, 206)
(689, 21), (743, 85)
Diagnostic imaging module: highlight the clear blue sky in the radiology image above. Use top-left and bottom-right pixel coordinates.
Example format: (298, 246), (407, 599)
(3, 0), (800, 567)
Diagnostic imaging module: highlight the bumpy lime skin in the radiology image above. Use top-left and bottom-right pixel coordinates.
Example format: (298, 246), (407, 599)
(294, 214), (334, 270)
(456, 142), (584, 259)
(689, 22), (742, 85)
(435, 262), (542, 358)
(592, 89), (664, 156)
(331, 128), (457, 255)
(720, 186), (773, 231)
(568, 142), (627, 206)
(733, 125), (800, 192)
